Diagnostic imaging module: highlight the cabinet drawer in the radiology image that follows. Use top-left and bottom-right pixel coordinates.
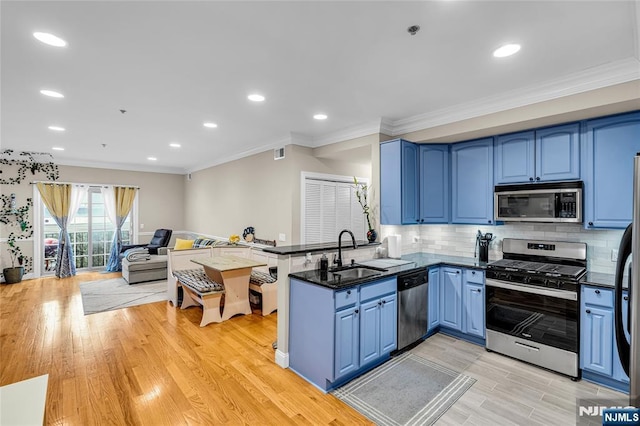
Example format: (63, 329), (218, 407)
(583, 286), (613, 307)
(360, 278), (396, 302)
(335, 288), (358, 310)
(464, 269), (484, 284)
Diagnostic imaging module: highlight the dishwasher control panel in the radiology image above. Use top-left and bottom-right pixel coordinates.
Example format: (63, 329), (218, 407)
(397, 269), (428, 291)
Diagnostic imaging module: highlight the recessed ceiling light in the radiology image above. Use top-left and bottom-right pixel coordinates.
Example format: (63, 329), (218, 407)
(52, 147), (65, 151)
(147, 157), (157, 161)
(48, 126), (65, 131)
(169, 143), (181, 148)
(40, 89), (64, 98)
(203, 122), (218, 128)
(313, 114), (328, 120)
(493, 43), (521, 58)
(248, 94), (265, 102)
(33, 32), (67, 47)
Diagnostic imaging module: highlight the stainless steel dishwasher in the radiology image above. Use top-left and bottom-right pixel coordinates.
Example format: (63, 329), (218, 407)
(396, 268), (428, 351)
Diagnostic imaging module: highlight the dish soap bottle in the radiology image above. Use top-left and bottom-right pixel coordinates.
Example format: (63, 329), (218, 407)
(320, 252), (329, 280)
(320, 253), (329, 272)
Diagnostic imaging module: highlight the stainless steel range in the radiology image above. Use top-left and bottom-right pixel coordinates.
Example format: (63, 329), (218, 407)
(485, 238), (587, 379)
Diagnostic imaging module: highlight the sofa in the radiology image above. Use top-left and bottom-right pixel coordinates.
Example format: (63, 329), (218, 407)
(122, 247), (168, 284)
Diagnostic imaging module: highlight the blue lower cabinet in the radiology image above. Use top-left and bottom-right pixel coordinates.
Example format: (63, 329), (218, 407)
(359, 299), (381, 365)
(580, 285), (629, 393)
(335, 306), (360, 378)
(581, 305), (614, 376)
(290, 277), (397, 392)
(440, 267), (463, 331)
(379, 294), (397, 355)
(438, 268), (486, 345)
(428, 268), (440, 332)
(463, 281), (485, 338)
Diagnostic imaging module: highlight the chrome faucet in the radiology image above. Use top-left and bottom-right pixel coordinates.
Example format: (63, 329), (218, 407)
(335, 229), (357, 267)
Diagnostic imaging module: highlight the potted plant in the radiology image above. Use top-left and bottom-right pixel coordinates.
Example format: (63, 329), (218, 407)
(353, 177), (377, 243)
(3, 236), (25, 284)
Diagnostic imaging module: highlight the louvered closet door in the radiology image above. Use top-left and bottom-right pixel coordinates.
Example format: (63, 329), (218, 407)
(304, 179), (366, 244)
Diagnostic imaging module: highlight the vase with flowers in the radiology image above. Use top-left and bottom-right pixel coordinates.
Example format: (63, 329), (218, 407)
(353, 177), (377, 243)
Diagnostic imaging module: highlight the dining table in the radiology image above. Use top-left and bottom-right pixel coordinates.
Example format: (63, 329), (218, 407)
(191, 255), (267, 321)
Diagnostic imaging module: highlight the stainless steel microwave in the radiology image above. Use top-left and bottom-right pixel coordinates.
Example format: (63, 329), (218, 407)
(494, 181), (583, 223)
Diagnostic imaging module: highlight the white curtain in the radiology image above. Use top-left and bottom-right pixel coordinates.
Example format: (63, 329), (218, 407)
(101, 186), (116, 227)
(69, 185), (86, 225)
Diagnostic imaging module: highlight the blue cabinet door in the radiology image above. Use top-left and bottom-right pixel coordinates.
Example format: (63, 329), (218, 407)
(535, 123), (580, 182)
(494, 131), (535, 184)
(380, 139), (420, 225)
(380, 141), (402, 225)
(583, 111), (640, 228)
(379, 294), (397, 355)
(335, 306), (360, 379)
(401, 141), (420, 224)
(451, 138), (494, 225)
(463, 282), (485, 338)
(428, 268), (440, 332)
(581, 305), (614, 376)
(419, 144), (450, 223)
(613, 292), (630, 384)
(439, 267), (462, 331)
(359, 299), (380, 366)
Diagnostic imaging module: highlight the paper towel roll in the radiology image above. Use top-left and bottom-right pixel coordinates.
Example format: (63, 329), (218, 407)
(387, 234), (402, 259)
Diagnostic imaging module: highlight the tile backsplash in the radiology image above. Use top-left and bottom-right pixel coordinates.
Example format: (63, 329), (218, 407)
(380, 223), (625, 275)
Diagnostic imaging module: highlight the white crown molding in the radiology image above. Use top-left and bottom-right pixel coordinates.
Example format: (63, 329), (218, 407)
(391, 57), (640, 136)
(188, 135), (293, 173)
(310, 118), (387, 147)
(54, 157), (187, 175)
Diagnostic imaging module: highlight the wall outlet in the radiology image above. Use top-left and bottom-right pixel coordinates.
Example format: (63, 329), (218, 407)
(611, 249), (618, 262)
(140, 223), (144, 229)
(279, 233), (286, 242)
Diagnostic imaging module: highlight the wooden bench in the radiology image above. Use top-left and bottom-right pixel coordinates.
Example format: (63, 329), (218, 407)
(167, 247), (215, 306)
(173, 268), (225, 327)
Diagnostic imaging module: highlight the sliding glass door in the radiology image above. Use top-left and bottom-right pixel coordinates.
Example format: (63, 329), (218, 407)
(42, 187), (132, 272)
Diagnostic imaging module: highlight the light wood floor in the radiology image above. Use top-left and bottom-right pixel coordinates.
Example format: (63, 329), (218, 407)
(410, 333), (626, 426)
(1, 272), (626, 425)
(0, 272), (371, 425)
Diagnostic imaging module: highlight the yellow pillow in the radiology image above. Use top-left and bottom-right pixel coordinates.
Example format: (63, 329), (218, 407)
(174, 238), (194, 250)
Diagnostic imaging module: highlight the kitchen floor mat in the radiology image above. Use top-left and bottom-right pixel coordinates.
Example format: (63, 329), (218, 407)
(331, 352), (476, 426)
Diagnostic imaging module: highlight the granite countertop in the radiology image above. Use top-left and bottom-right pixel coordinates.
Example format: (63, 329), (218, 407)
(263, 241), (380, 256)
(289, 253), (488, 290)
(581, 271), (630, 289)
(288, 250), (628, 290)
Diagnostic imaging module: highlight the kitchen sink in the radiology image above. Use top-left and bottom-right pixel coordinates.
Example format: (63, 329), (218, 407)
(329, 264), (387, 280)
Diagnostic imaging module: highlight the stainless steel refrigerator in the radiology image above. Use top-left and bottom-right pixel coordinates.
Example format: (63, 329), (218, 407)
(615, 152), (640, 407)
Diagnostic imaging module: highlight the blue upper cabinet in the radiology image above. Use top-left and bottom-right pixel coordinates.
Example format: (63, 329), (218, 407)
(535, 123), (580, 181)
(494, 123), (579, 184)
(583, 111), (640, 229)
(419, 144), (450, 223)
(380, 139), (419, 225)
(494, 131), (535, 184)
(401, 142), (420, 224)
(451, 138), (494, 224)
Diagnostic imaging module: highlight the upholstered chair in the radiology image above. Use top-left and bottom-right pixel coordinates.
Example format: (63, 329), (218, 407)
(121, 228), (172, 255)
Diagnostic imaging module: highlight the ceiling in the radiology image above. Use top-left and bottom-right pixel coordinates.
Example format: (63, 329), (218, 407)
(2, 1), (639, 174)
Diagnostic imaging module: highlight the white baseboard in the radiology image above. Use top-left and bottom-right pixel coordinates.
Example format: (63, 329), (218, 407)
(275, 349), (289, 368)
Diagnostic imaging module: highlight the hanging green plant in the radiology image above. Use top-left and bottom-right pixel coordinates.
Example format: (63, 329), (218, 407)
(0, 149), (59, 184)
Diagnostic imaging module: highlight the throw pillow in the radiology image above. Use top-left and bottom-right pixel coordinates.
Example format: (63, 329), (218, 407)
(174, 238), (195, 250)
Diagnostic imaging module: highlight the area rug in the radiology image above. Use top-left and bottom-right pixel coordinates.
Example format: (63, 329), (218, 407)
(79, 278), (167, 315)
(331, 352), (476, 426)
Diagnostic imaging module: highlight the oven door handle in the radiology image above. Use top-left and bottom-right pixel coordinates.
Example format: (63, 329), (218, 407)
(486, 278), (577, 301)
